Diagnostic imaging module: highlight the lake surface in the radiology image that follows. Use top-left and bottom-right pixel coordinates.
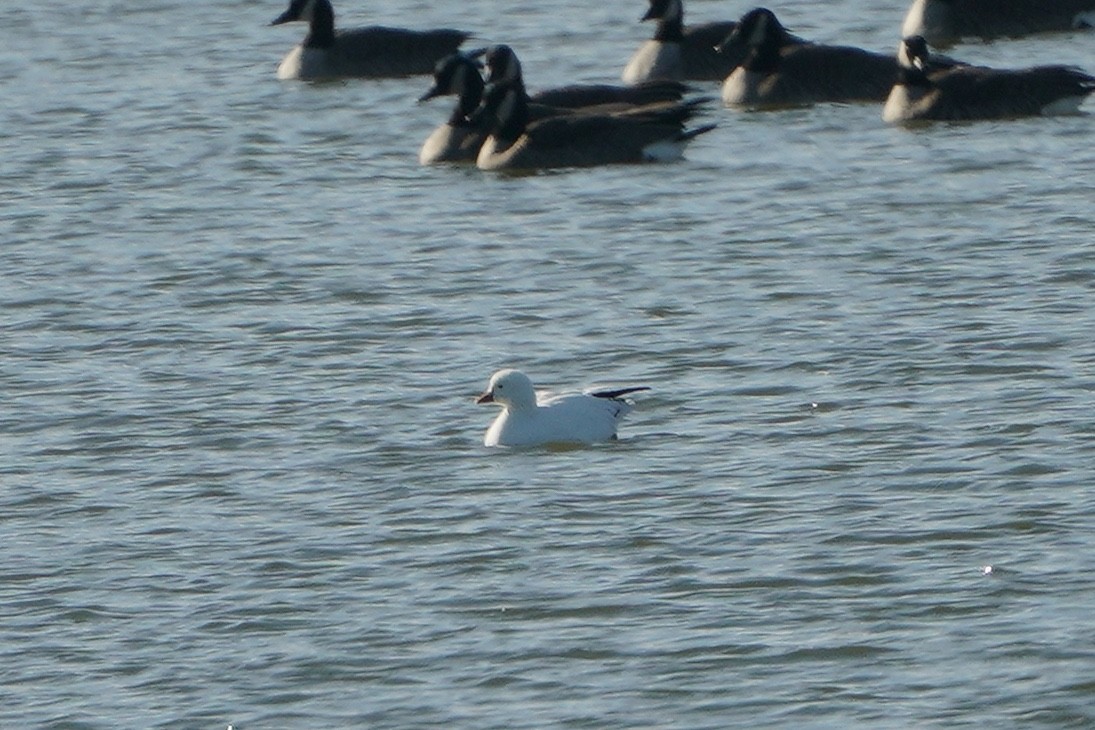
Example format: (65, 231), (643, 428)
(2, 0), (1094, 727)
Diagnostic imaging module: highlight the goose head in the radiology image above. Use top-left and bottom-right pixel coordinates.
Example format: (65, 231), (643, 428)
(641, 0), (684, 23)
(477, 369), (538, 410)
(419, 53), (484, 102)
(898, 35), (933, 72)
(272, 0), (324, 26)
(481, 45), (524, 86)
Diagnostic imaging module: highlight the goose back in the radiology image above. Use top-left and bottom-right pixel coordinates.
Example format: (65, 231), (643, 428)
(623, 0), (740, 82)
(474, 84), (714, 170)
(720, 8), (896, 107)
(902, 0), (1095, 46)
(273, 0), (468, 80)
(482, 45), (689, 109)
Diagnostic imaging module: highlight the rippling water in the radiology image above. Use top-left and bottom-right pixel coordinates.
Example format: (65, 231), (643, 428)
(2, 0), (1094, 727)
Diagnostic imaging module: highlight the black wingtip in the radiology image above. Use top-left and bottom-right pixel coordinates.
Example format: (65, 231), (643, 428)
(591, 386), (652, 400)
(680, 123), (717, 141)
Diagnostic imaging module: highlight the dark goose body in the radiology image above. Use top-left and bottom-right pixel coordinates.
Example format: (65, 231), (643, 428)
(472, 83), (715, 171)
(883, 35), (1095, 122)
(273, 0), (468, 80)
(720, 8), (896, 108)
(418, 48), (693, 165)
(902, 0), (1095, 47)
(622, 0), (740, 83)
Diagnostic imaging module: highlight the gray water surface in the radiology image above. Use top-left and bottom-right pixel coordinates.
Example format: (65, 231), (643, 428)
(2, 0), (1094, 727)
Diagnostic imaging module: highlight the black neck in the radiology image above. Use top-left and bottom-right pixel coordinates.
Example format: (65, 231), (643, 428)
(303, 0), (336, 48)
(897, 64), (932, 89)
(743, 31), (781, 73)
(654, 16), (685, 42)
(451, 77), (485, 127)
(493, 89), (529, 148)
(651, 0), (685, 42)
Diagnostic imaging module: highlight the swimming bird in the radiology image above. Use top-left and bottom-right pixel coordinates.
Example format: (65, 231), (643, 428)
(271, 0), (468, 80)
(718, 8), (897, 108)
(476, 369), (649, 447)
(471, 82), (715, 171)
(417, 47), (691, 165)
(883, 35), (1095, 122)
(901, 0), (1095, 47)
(622, 0), (741, 83)
(480, 45), (691, 111)
(418, 53), (488, 164)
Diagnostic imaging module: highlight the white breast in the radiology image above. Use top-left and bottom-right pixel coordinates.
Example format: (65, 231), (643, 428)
(277, 45), (331, 81)
(475, 136), (508, 171)
(420, 125), (475, 165)
(882, 85), (917, 123)
(277, 45), (304, 80)
(622, 42), (683, 84)
(721, 68), (759, 106)
(901, 0), (930, 38)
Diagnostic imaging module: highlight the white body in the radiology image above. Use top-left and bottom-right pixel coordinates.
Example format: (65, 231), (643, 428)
(477, 370), (640, 447)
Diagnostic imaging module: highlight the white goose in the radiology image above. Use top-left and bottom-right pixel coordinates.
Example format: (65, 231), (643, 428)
(476, 370), (648, 447)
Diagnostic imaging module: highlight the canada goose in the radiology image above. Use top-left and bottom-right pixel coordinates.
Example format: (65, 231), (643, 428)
(271, 0), (468, 80)
(477, 369), (649, 447)
(480, 45), (690, 110)
(883, 35), (1095, 122)
(471, 82), (715, 171)
(621, 0), (741, 83)
(418, 53), (488, 165)
(419, 47), (647, 166)
(718, 7), (899, 108)
(902, 0), (1095, 47)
